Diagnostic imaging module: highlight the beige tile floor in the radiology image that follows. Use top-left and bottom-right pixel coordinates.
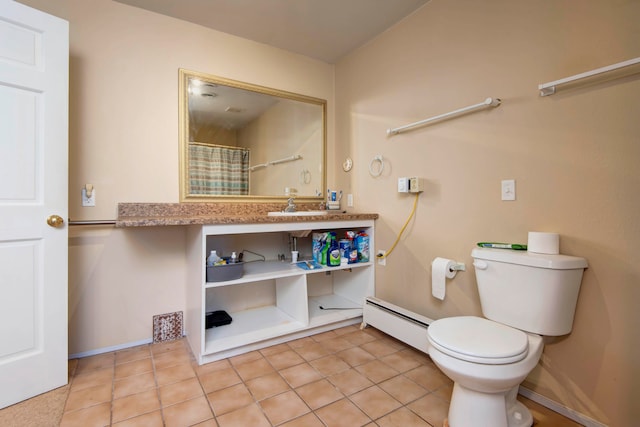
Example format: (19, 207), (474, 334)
(24, 325), (582, 426)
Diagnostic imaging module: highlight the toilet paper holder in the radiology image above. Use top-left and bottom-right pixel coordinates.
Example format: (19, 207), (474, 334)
(449, 262), (466, 273)
(432, 258), (466, 301)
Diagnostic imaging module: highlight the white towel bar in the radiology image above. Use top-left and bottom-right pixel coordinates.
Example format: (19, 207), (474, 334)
(538, 57), (640, 96)
(250, 154), (302, 171)
(387, 97), (501, 136)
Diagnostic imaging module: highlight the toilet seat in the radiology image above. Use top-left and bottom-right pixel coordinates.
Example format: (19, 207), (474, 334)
(428, 316), (529, 365)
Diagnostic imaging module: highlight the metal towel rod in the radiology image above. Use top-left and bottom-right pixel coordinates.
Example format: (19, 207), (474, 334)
(68, 219), (117, 226)
(387, 97), (502, 136)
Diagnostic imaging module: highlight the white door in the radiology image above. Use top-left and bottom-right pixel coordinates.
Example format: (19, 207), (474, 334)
(0, 0), (69, 408)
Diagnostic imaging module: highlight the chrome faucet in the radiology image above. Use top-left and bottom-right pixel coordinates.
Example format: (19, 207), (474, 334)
(284, 197), (296, 212)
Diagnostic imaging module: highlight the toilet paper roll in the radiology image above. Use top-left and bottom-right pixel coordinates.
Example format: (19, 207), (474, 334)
(432, 257), (457, 301)
(528, 232), (560, 254)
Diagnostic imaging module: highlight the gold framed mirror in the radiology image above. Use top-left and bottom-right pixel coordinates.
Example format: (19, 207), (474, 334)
(179, 69), (327, 202)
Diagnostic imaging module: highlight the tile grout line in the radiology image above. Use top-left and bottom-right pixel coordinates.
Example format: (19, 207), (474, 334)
(304, 330), (390, 424)
(109, 351), (115, 427)
(231, 350), (285, 425)
(59, 359), (78, 425)
(260, 335), (340, 425)
(328, 339), (412, 425)
(193, 362), (218, 424)
(295, 333), (373, 426)
(257, 345), (317, 426)
(149, 344), (166, 427)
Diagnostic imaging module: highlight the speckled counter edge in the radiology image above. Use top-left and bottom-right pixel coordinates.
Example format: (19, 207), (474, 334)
(116, 203), (378, 227)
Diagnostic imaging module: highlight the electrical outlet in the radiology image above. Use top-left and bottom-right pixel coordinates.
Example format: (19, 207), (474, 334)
(408, 177), (424, 193)
(347, 193), (354, 207)
(377, 250), (386, 266)
(82, 188), (96, 207)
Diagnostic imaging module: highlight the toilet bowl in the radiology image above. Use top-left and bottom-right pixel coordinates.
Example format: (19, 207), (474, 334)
(428, 316), (544, 427)
(427, 247), (587, 427)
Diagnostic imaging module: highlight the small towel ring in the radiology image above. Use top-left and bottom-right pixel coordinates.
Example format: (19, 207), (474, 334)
(299, 169), (311, 185)
(369, 155), (385, 177)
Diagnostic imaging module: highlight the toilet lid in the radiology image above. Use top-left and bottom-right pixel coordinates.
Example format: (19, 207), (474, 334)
(427, 316), (529, 365)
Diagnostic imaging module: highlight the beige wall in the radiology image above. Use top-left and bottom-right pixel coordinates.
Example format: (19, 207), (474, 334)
(335, 1), (639, 425)
(19, 0), (334, 353)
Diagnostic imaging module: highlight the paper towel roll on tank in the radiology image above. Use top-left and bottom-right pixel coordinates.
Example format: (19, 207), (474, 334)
(431, 257), (465, 300)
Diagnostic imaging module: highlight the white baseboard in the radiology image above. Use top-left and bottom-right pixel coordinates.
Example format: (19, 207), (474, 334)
(69, 338), (154, 359)
(519, 386), (608, 427)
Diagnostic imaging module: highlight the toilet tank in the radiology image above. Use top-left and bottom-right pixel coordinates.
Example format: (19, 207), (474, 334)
(471, 248), (587, 336)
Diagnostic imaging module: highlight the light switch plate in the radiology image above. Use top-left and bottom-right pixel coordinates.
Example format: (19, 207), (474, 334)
(398, 177), (408, 193)
(501, 179), (516, 201)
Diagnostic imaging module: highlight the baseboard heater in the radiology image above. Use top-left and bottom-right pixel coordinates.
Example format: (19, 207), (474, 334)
(362, 296), (433, 354)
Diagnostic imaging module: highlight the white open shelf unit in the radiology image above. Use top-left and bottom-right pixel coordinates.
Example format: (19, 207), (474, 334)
(186, 219), (375, 364)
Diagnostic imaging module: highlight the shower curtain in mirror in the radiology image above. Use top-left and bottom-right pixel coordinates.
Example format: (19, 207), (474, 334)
(189, 143), (250, 195)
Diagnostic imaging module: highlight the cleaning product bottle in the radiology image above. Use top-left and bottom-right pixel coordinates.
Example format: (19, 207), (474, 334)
(321, 235), (329, 265)
(328, 232), (341, 266)
(207, 250), (221, 267)
(356, 231), (370, 262)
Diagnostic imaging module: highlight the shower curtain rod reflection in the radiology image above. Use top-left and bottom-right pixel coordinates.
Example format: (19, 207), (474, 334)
(250, 154), (302, 171)
(387, 97), (502, 136)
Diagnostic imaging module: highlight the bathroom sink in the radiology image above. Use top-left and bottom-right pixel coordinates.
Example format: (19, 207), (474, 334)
(267, 211), (328, 216)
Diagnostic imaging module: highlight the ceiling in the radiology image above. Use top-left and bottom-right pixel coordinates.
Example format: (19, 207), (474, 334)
(114, 0), (429, 63)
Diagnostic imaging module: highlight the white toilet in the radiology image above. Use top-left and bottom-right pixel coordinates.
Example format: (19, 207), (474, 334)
(427, 247), (587, 427)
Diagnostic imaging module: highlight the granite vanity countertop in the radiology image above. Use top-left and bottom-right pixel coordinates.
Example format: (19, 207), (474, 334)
(116, 203), (378, 227)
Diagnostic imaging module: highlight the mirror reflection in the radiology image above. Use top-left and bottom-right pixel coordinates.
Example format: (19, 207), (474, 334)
(179, 69), (326, 201)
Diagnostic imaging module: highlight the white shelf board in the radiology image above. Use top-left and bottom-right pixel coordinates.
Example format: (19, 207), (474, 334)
(204, 305), (305, 354)
(205, 260), (372, 288)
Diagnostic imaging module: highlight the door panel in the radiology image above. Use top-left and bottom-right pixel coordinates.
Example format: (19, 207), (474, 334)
(0, 0), (68, 408)
(0, 241), (39, 358)
(0, 85), (38, 200)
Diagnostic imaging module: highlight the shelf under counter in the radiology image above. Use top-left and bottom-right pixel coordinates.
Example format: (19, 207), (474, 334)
(202, 293), (363, 357)
(204, 305), (307, 356)
(187, 218), (375, 364)
(205, 260), (373, 288)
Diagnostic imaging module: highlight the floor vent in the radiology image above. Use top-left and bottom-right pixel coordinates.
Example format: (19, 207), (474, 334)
(153, 311), (184, 343)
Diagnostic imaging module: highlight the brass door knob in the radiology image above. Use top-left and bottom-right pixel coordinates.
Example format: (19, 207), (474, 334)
(47, 215), (64, 228)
